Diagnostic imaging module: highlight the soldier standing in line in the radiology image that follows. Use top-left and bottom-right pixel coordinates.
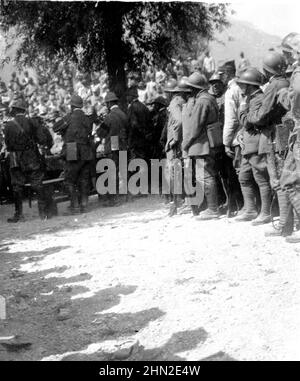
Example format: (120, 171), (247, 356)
(96, 91), (128, 206)
(164, 77), (191, 217)
(277, 33), (300, 242)
(182, 72), (222, 220)
(241, 52), (291, 235)
(53, 95), (93, 214)
(236, 68), (273, 224)
(126, 86), (153, 162)
(4, 99), (54, 222)
(147, 95), (168, 160)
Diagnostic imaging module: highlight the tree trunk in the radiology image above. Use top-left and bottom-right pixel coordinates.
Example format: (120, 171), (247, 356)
(102, 4), (127, 110)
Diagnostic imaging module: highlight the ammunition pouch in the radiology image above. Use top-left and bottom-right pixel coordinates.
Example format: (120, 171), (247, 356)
(66, 142), (78, 161)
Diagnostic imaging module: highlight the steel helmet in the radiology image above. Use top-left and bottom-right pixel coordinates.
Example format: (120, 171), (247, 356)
(70, 94), (83, 108)
(281, 32), (299, 53)
(186, 72), (208, 89)
(208, 72), (223, 84)
(263, 52), (287, 75)
(104, 91), (119, 103)
(236, 67), (264, 86)
(163, 78), (177, 93)
(289, 34), (300, 54)
(174, 76), (192, 92)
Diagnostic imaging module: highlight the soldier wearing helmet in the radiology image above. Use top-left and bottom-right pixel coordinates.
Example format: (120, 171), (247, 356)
(163, 77), (191, 217)
(4, 98), (54, 222)
(182, 71), (222, 219)
(53, 94), (94, 214)
(240, 52), (290, 235)
(235, 67), (273, 224)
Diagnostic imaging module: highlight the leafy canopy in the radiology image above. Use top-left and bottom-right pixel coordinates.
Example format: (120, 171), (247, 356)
(0, 1), (229, 71)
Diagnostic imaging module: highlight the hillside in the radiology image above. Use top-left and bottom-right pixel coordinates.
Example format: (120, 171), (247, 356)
(210, 18), (282, 71)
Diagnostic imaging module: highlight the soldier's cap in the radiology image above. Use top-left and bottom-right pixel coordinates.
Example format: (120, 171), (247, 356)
(11, 99), (27, 111)
(70, 94), (83, 108)
(104, 91), (119, 103)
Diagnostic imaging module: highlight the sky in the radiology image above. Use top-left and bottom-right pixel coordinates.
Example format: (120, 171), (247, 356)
(227, 0), (300, 37)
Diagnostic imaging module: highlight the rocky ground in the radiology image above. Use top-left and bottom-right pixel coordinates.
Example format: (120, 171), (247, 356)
(0, 195), (300, 361)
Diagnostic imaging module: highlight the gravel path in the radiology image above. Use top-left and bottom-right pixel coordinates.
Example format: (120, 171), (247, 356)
(0, 196), (299, 361)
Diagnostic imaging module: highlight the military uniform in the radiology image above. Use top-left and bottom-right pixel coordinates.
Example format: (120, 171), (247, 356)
(277, 65), (300, 240)
(4, 110), (53, 221)
(53, 97), (93, 213)
(164, 94), (185, 214)
(238, 88), (272, 223)
(182, 88), (221, 218)
(97, 101), (128, 202)
(245, 74), (290, 231)
(127, 98), (152, 160)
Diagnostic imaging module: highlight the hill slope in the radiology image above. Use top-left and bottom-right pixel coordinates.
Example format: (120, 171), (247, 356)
(210, 18), (282, 71)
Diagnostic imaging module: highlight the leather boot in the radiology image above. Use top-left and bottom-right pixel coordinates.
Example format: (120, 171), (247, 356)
(36, 186), (48, 220)
(265, 191), (293, 237)
(7, 190), (25, 223)
(64, 185), (80, 215)
(252, 185), (272, 225)
(285, 189), (300, 242)
(235, 185), (258, 221)
(197, 179), (220, 220)
(168, 195), (178, 217)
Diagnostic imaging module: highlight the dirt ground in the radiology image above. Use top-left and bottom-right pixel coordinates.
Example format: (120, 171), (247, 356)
(0, 195), (300, 361)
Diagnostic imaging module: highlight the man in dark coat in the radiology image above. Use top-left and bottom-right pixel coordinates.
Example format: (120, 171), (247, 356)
(147, 95), (168, 159)
(127, 87), (153, 161)
(182, 71), (222, 220)
(53, 94), (93, 214)
(96, 91), (128, 205)
(4, 99), (53, 222)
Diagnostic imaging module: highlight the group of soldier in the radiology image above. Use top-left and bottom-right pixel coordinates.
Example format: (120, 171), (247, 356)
(162, 32), (300, 244)
(1, 32), (300, 244)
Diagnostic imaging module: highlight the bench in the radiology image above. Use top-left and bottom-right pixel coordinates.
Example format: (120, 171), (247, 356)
(24, 177), (66, 207)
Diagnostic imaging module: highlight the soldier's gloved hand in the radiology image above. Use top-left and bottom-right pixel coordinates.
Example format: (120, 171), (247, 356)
(225, 145), (235, 159)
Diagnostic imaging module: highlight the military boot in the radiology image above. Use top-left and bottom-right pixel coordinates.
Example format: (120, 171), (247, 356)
(285, 188), (300, 243)
(64, 185), (80, 215)
(197, 180), (220, 220)
(235, 185), (258, 221)
(265, 191), (293, 237)
(7, 191), (25, 223)
(36, 186), (48, 220)
(252, 185), (272, 226)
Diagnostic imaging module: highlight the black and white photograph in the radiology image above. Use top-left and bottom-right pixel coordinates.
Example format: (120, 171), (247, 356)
(0, 0), (300, 364)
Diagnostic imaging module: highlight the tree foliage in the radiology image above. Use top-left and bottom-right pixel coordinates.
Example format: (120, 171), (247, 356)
(0, 1), (229, 91)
